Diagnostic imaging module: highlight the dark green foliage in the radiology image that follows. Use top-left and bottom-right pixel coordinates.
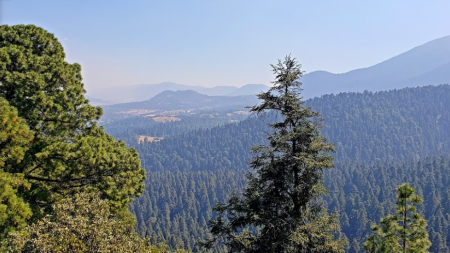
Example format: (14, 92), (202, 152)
(29, 125), (145, 213)
(0, 98), (33, 239)
(130, 171), (246, 252)
(135, 85), (450, 174)
(0, 171), (32, 240)
(4, 191), (192, 253)
(131, 155), (450, 252)
(364, 183), (431, 252)
(0, 98), (33, 169)
(326, 158), (449, 252)
(311, 86), (450, 163)
(5, 191), (147, 252)
(199, 56), (345, 252)
(0, 24), (101, 139)
(124, 85), (450, 252)
(0, 24), (145, 219)
(135, 117), (267, 173)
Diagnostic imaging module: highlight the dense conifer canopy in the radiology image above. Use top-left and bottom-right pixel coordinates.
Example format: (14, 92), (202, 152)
(127, 85), (450, 252)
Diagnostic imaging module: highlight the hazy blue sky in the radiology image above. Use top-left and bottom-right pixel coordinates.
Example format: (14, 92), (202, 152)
(2, 0), (450, 91)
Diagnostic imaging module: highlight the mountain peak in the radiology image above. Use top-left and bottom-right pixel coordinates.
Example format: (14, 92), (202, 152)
(152, 90), (207, 100)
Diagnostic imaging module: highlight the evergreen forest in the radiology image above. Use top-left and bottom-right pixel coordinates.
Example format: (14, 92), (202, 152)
(125, 85), (450, 252)
(1, 24), (450, 253)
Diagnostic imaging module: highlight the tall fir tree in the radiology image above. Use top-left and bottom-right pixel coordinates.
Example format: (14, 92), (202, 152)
(364, 183), (431, 253)
(200, 55), (346, 252)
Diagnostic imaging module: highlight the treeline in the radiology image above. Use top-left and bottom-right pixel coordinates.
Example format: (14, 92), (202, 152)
(127, 85), (450, 252)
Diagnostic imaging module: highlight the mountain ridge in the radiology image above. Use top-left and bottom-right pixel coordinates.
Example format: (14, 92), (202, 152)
(102, 90), (260, 112)
(88, 35), (450, 103)
(301, 35), (450, 97)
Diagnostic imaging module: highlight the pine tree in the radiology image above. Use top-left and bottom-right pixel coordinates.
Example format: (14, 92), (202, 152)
(364, 183), (431, 253)
(0, 24), (145, 219)
(4, 191), (191, 253)
(200, 55), (346, 252)
(0, 98), (33, 239)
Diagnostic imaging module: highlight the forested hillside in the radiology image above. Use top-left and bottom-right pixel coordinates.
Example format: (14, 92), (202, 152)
(312, 86), (450, 163)
(327, 157), (450, 252)
(134, 85), (450, 173)
(124, 85), (450, 252)
(130, 170), (247, 252)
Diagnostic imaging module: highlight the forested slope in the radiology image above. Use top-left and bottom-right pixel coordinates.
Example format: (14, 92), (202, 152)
(130, 170), (246, 252)
(127, 85), (450, 252)
(327, 157), (450, 252)
(313, 86), (450, 163)
(136, 85), (450, 172)
(136, 116), (268, 172)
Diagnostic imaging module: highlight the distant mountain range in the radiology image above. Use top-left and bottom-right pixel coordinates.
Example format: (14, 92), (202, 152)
(102, 90), (260, 112)
(301, 35), (450, 98)
(88, 83), (269, 104)
(88, 35), (450, 104)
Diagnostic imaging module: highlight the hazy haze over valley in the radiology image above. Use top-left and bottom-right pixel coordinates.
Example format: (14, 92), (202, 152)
(3, 1), (450, 252)
(4, 1), (450, 92)
(87, 35), (450, 104)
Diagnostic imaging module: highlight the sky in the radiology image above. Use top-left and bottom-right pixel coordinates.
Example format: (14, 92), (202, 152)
(1, 0), (450, 91)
